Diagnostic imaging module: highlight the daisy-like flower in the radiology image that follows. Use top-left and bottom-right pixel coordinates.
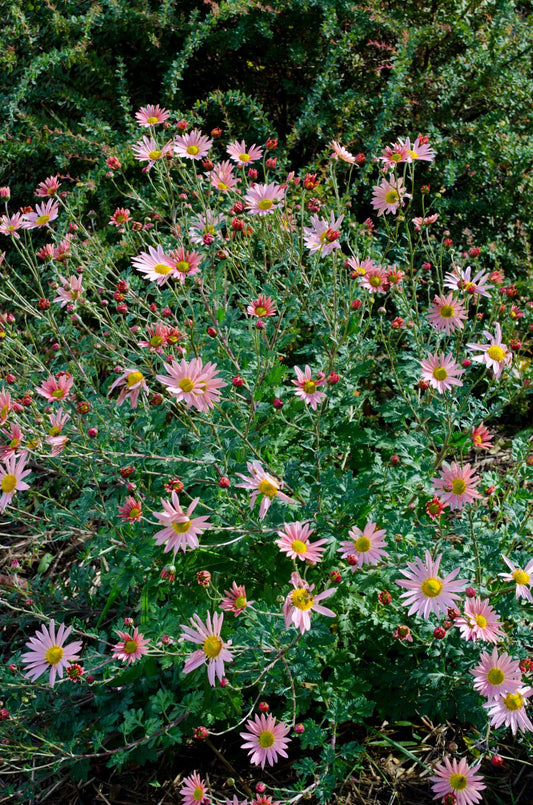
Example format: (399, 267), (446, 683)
(156, 357), (226, 412)
(471, 647), (522, 700)
(292, 365), (327, 410)
(398, 135), (436, 163)
(108, 207), (131, 227)
(188, 211), (224, 245)
(420, 352), (465, 394)
(132, 244), (179, 285)
(112, 628), (149, 663)
(21, 620), (83, 687)
(303, 212), (344, 257)
(153, 492), (212, 556)
(180, 611), (233, 686)
(23, 200), (59, 229)
(34, 176), (61, 197)
(117, 496), (143, 522)
(0, 423), (23, 460)
(0, 213), (26, 238)
(220, 581), (254, 616)
(386, 266), (405, 288)
(235, 460), (296, 520)
(426, 293), (468, 334)
(210, 160), (238, 192)
(244, 182), (285, 216)
(132, 135), (173, 169)
(53, 237), (72, 262)
(247, 295), (277, 317)
(53, 274), (84, 307)
(499, 555), (533, 602)
(338, 521), (389, 569)
(135, 104), (170, 127)
(0, 390), (13, 424)
(283, 571), (335, 634)
(396, 550), (467, 619)
(430, 757), (485, 805)
(379, 142), (410, 169)
(109, 369), (148, 409)
(180, 772), (209, 805)
(467, 323), (512, 379)
(484, 688), (533, 735)
(456, 597), (505, 643)
(276, 521), (328, 563)
(36, 373), (74, 402)
(412, 213), (439, 230)
(138, 323), (174, 353)
(425, 496), (448, 520)
(444, 265), (492, 299)
(0, 453), (31, 512)
(174, 129), (213, 160)
(359, 265), (389, 293)
(345, 256), (379, 277)
(46, 409), (70, 456)
(170, 247), (203, 282)
(371, 176), (410, 216)
(431, 462), (481, 510)
(226, 139), (263, 165)
(471, 422), (493, 450)
(240, 713), (291, 769)
(330, 140), (356, 164)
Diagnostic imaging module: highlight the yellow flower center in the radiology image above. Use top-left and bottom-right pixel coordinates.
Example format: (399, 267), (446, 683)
(148, 149), (162, 160)
(186, 145), (200, 155)
(124, 639), (138, 654)
(48, 426), (62, 436)
(257, 478), (278, 498)
(488, 345), (505, 362)
(176, 261), (191, 273)
(147, 116), (158, 125)
(487, 667), (505, 685)
(128, 507), (141, 519)
(178, 378), (195, 393)
(153, 263), (173, 275)
(258, 730), (275, 748)
(9, 437), (20, 448)
(0, 404), (8, 419)
(408, 149), (418, 159)
(390, 153), (403, 162)
(149, 335), (164, 347)
(420, 577), (443, 598)
(1, 474), (17, 493)
(440, 304), (454, 318)
(384, 190), (399, 204)
(193, 786), (204, 802)
(255, 306), (267, 316)
(302, 380), (317, 394)
(217, 181), (228, 190)
(291, 588), (314, 610)
(449, 774), (468, 792)
(473, 433), (482, 445)
(354, 536), (371, 553)
(451, 478), (467, 495)
(474, 614), (487, 628)
(234, 595), (247, 609)
(258, 199), (273, 210)
(512, 569), (529, 585)
(433, 367), (448, 381)
(172, 519), (191, 534)
(203, 635), (223, 658)
(503, 692), (523, 712)
(35, 214), (51, 226)
(127, 371), (144, 387)
(291, 539), (307, 554)
(45, 645), (64, 665)
(369, 275), (382, 287)
(51, 388), (66, 399)
(239, 153), (250, 162)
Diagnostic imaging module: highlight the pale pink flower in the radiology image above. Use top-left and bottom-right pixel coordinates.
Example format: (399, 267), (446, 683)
(396, 550), (466, 619)
(398, 135), (436, 163)
(188, 211), (224, 244)
(292, 365), (327, 410)
(180, 772), (209, 805)
(53, 236), (72, 262)
(156, 357), (225, 412)
(426, 293), (468, 334)
(53, 274), (84, 307)
(109, 369), (148, 409)
(484, 688), (533, 734)
(174, 129), (213, 160)
(430, 757), (485, 805)
(432, 462), (481, 510)
(359, 265), (389, 293)
(379, 142), (410, 169)
(338, 521), (389, 569)
(283, 571), (335, 634)
(444, 265), (492, 298)
(0, 453), (31, 511)
(117, 496), (143, 522)
(244, 182), (285, 215)
(0, 213), (26, 238)
(35, 373), (74, 402)
(108, 207), (130, 227)
(153, 492), (212, 556)
(132, 244), (179, 285)
(21, 619), (83, 687)
(235, 460), (296, 519)
(499, 555), (533, 602)
(132, 135), (173, 169)
(226, 139), (263, 165)
(220, 582), (254, 616)
(276, 521), (328, 563)
(210, 160), (238, 192)
(247, 295), (277, 317)
(412, 213), (439, 230)
(471, 422), (493, 450)
(330, 140), (356, 164)
(456, 597), (505, 643)
(23, 200), (59, 229)
(170, 247), (203, 282)
(303, 212), (344, 256)
(467, 323), (512, 379)
(240, 713), (291, 768)
(371, 176), (410, 216)
(135, 104), (170, 127)
(112, 628), (149, 663)
(345, 256), (380, 276)
(46, 409), (70, 456)
(34, 176), (61, 197)
(0, 390), (13, 424)
(420, 352), (465, 394)
(180, 611), (233, 686)
(0, 423), (23, 460)
(470, 647), (522, 700)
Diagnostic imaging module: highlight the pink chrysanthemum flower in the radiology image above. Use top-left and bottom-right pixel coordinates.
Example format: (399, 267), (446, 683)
(180, 611), (233, 686)
(53, 274), (84, 307)
(132, 135), (173, 169)
(425, 496), (448, 520)
(135, 104), (170, 127)
(220, 581), (254, 616)
(283, 571), (335, 634)
(240, 713), (291, 769)
(431, 462), (481, 510)
(226, 139), (263, 165)
(23, 200), (59, 229)
(117, 496), (143, 522)
(484, 688), (533, 735)
(499, 555), (533, 602)
(338, 521), (389, 569)
(379, 142), (410, 169)
(371, 176), (410, 216)
(236, 460), (296, 520)
(46, 409), (70, 456)
(0, 423), (23, 460)
(36, 373), (74, 402)
(109, 369), (148, 409)
(153, 492), (212, 556)
(471, 422), (493, 450)
(174, 129), (213, 160)
(0, 390), (13, 424)
(456, 597), (505, 643)
(156, 357), (225, 412)
(444, 265), (492, 299)
(247, 295), (277, 318)
(0, 213), (26, 238)
(303, 212), (344, 256)
(420, 352), (465, 394)
(467, 323), (512, 379)
(180, 772), (209, 805)
(386, 266), (405, 287)
(21, 620), (83, 687)
(108, 207), (131, 227)
(170, 247), (203, 282)
(210, 160), (238, 192)
(330, 140), (356, 164)
(430, 757), (485, 805)
(398, 135), (436, 163)
(276, 521), (328, 563)
(426, 293), (468, 334)
(292, 365), (327, 410)
(412, 213), (439, 230)
(132, 244), (179, 285)
(138, 323), (174, 353)
(0, 453), (31, 512)
(34, 176), (61, 197)
(112, 628), (149, 663)
(244, 182), (285, 215)
(396, 550), (467, 619)
(188, 211), (224, 245)
(470, 647), (522, 700)
(345, 256), (380, 277)
(359, 265), (389, 293)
